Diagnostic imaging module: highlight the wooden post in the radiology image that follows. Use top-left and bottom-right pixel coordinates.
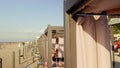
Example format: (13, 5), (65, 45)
(65, 12), (71, 68)
(65, 12), (77, 68)
(23, 45), (25, 59)
(44, 35), (47, 62)
(109, 25), (115, 68)
(12, 51), (15, 68)
(45, 36), (48, 62)
(48, 25), (52, 68)
(19, 49), (21, 64)
(33, 57), (35, 63)
(0, 58), (2, 68)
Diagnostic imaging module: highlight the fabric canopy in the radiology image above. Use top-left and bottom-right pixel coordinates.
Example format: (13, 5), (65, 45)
(81, 0), (120, 14)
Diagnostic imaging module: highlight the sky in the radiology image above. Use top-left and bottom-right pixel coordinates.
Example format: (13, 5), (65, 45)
(0, 0), (63, 42)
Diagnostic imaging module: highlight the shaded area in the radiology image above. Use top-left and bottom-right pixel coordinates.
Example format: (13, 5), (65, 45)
(115, 62), (120, 68)
(114, 52), (120, 68)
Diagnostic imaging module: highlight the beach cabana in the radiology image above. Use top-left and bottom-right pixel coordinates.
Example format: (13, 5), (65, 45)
(41, 25), (64, 68)
(64, 0), (120, 68)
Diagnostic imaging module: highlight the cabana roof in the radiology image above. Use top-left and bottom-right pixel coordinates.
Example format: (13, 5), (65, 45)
(44, 25), (64, 38)
(65, 0), (120, 16)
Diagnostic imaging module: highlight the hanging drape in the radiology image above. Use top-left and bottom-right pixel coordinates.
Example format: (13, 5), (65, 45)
(83, 16), (97, 68)
(96, 15), (112, 68)
(76, 17), (86, 68)
(76, 15), (112, 68)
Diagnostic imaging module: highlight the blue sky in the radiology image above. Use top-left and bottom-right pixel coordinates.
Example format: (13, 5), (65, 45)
(0, 0), (63, 42)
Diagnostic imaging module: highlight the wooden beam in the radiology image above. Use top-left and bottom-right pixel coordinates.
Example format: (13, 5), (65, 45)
(65, 13), (72, 68)
(47, 25), (52, 68)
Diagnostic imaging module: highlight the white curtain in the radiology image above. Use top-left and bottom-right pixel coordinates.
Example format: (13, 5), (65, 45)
(76, 15), (112, 68)
(82, 16), (97, 68)
(96, 16), (112, 68)
(76, 17), (87, 68)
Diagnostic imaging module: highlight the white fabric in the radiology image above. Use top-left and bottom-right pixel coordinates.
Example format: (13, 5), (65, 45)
(76, 16), (112, 68)
(52, 38), (56, 44)
(82, 16), (97, 68)
(58, 50), (62, 58)
(60, 45), (64, 52)
(82, 0), (120, 13)
(58, 37), (64, 44)
(76, 17), (87, 68)
(55, 44), (59, 50)
(95, 16), (112, 68)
